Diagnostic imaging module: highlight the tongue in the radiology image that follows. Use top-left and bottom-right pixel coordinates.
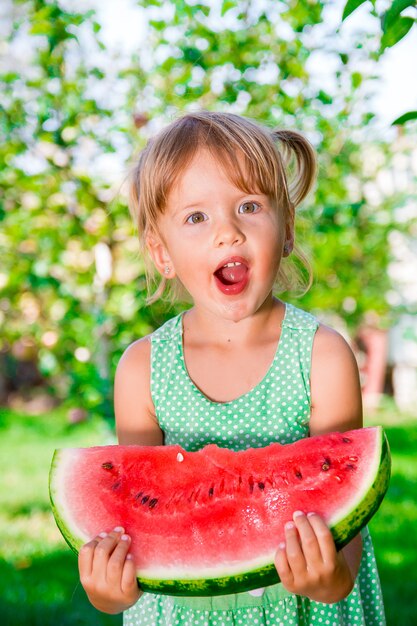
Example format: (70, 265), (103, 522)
(216, 264), (247, 285)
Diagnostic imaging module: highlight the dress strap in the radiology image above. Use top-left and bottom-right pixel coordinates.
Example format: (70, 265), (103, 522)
(280, 303), (319, 397)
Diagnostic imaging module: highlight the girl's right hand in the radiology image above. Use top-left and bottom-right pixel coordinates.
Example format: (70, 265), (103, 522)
(78, 527), (141, 614)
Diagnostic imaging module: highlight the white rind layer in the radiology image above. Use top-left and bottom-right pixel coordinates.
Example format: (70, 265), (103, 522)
(50, 449), (91, 546)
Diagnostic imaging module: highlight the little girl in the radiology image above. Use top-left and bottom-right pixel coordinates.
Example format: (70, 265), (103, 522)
(78, 111), (386, 625)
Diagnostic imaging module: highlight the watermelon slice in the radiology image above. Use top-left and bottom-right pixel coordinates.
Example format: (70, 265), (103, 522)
(49, 426), (390, 597)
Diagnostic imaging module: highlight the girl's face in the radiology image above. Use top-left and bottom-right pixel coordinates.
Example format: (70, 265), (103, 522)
(147, 149), (292, 323)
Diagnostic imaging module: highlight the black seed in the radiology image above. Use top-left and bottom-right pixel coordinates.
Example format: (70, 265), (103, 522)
(345, 463), (355, 470)
(248, 477), (255, 493)
(258, 482), (265, 490)
(295, 470), (303, 479)
(149, 498), (158, 509)
(141, 495), (150, 504)
(342, 437), (351, 443)
(101, 462), (113, 470)
(112, 480), (121, 491)
(135, 491), (144, 500)
(208, 486), (214, 498)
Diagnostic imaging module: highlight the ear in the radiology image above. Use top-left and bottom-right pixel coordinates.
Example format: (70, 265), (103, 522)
(146, 231), (176, 278)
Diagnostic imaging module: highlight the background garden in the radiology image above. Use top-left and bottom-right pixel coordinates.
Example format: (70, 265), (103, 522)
(1, 0), (417, 624)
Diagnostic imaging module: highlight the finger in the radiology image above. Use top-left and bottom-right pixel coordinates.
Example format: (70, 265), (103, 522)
(292, 511), (322, 564)
(121, 552), (139, 596)
(274, 541), (294, 588)
(284, 520), (307, 576)
(305, 513), (337, 563)
(106, 533), (132, 586)
(78, 533), (107, 580)
(91, 527), (125, 580)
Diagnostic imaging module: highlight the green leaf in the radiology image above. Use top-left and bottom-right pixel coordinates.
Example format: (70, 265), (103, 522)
(342, 0), (368, 21)
(383, 0), (417, 31)
(392, 110), (417, 125)
(381, 16), (414, 48)
(221, 0), (236, 16)
(352, 71), (363, 88)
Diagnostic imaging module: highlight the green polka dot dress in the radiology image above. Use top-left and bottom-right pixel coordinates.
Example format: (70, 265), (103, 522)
(124, 303), (386, 626)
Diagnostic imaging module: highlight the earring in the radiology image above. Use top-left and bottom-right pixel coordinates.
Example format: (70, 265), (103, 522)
(284, 243), (291, 255)
(164, 266), (170, 275)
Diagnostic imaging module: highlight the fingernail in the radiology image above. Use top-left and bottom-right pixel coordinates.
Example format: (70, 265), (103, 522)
(99, 532), (107, 538)
(121, 534), (130, 541)
(126, 553), (133, 560)
(293, 510), (304, 519)
(285, 521), (295, 530)
(279, 542), (286, 550)
(307, 512), (316, 517)
(113, 526), (124, 533)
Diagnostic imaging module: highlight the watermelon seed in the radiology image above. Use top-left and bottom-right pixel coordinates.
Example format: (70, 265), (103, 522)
(101, 462), (113, 470)
(135, 491), (144, 500)
(349, 456), (358, 462)
(208, 486), (214, 498)
(294, 470), (303, 480)
(334, 475), (342, 482)
(248, 476), (255, 493)
(149, 498), (158, 509)
(342, 437), (351, 443)
(258, 482), (265, 490)
(112, 481), (121, 491)
(321, 458), (331, 471)
(141, 495), (150, 504)
(345, 463), (355, 470)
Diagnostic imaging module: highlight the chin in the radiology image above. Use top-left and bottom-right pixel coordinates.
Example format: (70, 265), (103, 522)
(218, 301), (254, 323)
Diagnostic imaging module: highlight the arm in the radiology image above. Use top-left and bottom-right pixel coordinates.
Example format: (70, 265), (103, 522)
(275, 325), (363, 603)
(79, 337), (163, 613)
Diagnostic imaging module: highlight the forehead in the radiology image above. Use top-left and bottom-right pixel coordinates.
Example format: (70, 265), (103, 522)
(168, 146), (263, 201)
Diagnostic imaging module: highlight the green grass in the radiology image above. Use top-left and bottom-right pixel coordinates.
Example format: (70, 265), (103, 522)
(0, 406), (120, 626)
(0, 402), (416, 624)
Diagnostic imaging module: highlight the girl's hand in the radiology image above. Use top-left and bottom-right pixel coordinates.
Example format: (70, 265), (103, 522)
(274, 511), (354, 604)
(78, 527), (141, 614)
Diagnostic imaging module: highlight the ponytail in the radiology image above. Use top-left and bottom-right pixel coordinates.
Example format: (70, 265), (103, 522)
(272, 130), (316, 208)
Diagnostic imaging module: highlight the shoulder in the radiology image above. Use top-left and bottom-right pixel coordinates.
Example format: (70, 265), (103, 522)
(310, 323), (363, 435)
(312, 323), (356, 363)
(114, 335), (163, 445)
(115, 335), (152, 398)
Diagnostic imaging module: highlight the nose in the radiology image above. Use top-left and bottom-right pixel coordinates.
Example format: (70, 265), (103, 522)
(213, 216), (245, 247)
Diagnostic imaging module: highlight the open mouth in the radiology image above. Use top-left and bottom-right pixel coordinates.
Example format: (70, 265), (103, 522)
(213, 258), (250, 295)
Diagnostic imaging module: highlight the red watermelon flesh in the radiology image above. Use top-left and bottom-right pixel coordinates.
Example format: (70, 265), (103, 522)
(49, 426), (390, 596)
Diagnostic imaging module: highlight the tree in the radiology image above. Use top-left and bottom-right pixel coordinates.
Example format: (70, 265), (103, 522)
(1, 0), (414, 415)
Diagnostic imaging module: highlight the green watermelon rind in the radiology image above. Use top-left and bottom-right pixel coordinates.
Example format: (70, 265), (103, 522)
(49, 428), (391, 597)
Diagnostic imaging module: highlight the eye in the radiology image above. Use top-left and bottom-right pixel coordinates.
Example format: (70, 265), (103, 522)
(186, 212), (207, 224)
(238, 201), (260, 214)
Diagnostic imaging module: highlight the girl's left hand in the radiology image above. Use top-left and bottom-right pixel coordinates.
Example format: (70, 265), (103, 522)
(274, 511), (354, 604)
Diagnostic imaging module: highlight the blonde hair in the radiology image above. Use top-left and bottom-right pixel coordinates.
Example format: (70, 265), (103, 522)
(129, 111), (316, 304)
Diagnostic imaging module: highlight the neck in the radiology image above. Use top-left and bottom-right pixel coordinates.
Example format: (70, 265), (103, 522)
(183, 297), (285, 346)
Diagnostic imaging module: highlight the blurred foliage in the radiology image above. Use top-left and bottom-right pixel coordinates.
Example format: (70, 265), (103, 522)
(342, 0), (417, 124)
(1, 0), (416, 416)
